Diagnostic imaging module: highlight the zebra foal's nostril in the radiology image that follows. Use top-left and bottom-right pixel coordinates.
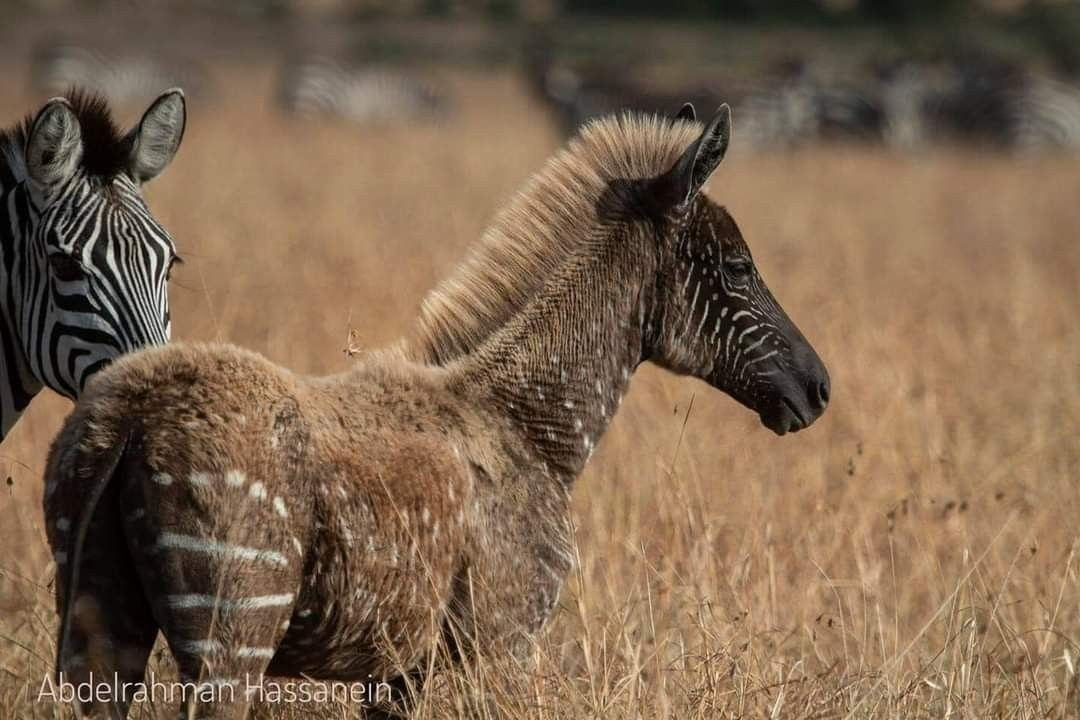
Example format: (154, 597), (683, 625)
(810, 377), (830, 410)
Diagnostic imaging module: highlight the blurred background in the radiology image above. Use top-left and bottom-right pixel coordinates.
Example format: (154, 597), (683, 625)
(5, 0), (1080, 148)
(1, 1), (1079, 718)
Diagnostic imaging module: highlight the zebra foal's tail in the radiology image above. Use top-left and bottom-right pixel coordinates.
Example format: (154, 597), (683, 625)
(47, 423), (132, 684)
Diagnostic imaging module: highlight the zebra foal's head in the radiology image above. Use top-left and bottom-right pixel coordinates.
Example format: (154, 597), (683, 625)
(1, 89), (185, 398)
(647, 104), (830, 435)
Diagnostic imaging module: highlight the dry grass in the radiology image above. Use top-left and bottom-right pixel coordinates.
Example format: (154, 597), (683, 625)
(1, 63), (1079, 719)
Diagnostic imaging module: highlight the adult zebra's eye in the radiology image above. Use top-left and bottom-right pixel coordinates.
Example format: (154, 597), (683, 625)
(167, 254), (184, 280)
(49, 252), (83, 283)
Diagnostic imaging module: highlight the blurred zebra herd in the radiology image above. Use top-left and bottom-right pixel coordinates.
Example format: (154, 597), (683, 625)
(30, 44), (450, 125)
(28, 41), (1080, 151)
(527, 50), (1080, 151)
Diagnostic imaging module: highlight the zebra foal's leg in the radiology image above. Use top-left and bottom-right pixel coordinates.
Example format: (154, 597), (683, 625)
(169, 631), (278, 720)
(361, 668), (428, 720)
(52, 487), (158, 719)
(116, 457), (307, 719)
(130, 519), (299, 718)
(150, 571), (296, 720)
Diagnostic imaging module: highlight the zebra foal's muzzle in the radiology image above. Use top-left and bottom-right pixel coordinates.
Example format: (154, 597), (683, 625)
(758, 331), (830, 436)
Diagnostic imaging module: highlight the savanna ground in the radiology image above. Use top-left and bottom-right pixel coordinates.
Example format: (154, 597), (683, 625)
(0, 59), (1079, 719)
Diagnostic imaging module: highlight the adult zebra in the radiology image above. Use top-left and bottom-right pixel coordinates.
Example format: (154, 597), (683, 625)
(0, 89), (186, 442)
(31, 43), (209, 104)
(1009, 77), (1080, 150)
(277, 57), (448, 124)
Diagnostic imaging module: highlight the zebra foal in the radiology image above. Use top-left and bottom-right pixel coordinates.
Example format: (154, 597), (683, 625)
(46, 104), (830, 719)
(0, 90), (186, 442)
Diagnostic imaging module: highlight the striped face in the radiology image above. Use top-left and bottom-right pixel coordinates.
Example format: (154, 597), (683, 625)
(18, 171), (178, 398)
(643, 104), (829, 435)
(653, 198), (829, 435)
(1, 89), (186, 403)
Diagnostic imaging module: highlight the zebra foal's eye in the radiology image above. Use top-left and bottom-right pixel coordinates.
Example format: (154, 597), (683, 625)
(49, 252), (83, 283)
(724, 257), (752, 279)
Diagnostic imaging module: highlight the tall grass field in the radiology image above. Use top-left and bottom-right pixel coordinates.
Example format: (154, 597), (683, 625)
(1, 65), (1078, 718)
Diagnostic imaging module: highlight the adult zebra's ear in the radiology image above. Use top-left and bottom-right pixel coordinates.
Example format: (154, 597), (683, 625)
(25, 98), (83, 197)
(128, 88), (186, 184)
(657, 103), (732, 208)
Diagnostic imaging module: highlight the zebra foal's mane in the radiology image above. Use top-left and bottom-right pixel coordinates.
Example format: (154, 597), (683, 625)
(0, 89), (130, 186)
(408, 112), (700, 365)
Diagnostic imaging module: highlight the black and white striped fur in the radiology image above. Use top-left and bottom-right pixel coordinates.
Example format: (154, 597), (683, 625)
(277, 58), (449, 124)
(1008, 77), (1080, 150)
(524, 52), (883, 148)
(0, 90), (185, 442)
(726, 60), (882, 149)
(877, 59), (1080, 151)
(31, 44), (209, 105)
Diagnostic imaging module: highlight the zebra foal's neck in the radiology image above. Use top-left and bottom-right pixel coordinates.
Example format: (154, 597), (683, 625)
(457, 240), (650, 480)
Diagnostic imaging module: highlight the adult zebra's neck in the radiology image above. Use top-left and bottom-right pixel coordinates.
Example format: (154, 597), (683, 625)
(0, 179), (44, 442)
(451, 226), (655, 481)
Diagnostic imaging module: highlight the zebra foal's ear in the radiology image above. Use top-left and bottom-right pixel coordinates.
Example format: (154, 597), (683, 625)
(657, 103), (732, 208)
(674, 102), (696, 122)
(128, 88), (186, 184)
(26, 98), (83, 193)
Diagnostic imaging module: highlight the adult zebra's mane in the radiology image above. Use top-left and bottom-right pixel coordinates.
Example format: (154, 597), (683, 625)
(0, 89), (130, 188)
(407, 111), (700, 366)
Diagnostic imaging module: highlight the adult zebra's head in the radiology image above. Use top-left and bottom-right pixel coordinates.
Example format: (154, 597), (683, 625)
(648, 104), (830, 435)
(1, 89), (185, 399)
